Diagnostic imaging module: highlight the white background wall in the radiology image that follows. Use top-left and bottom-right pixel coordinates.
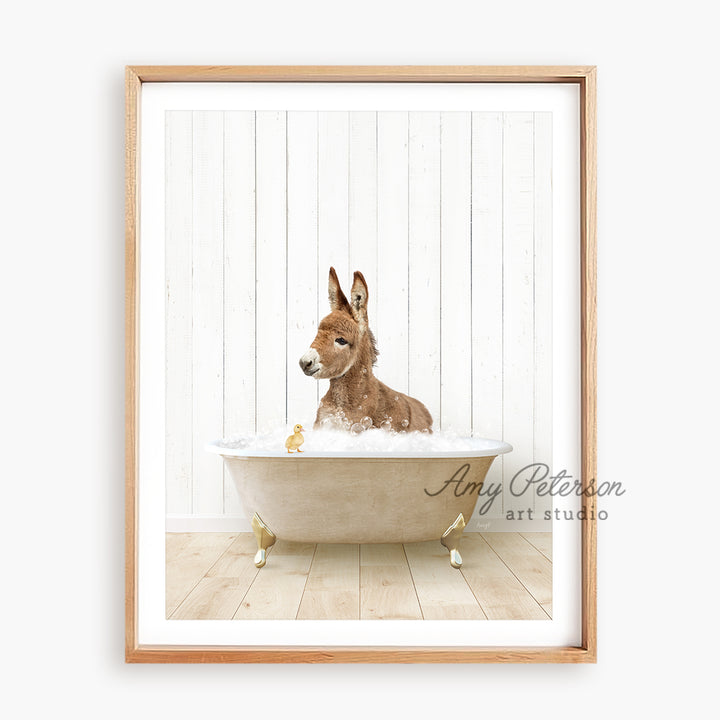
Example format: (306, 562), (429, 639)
(165, 109), (552, 526)
(1, 1), (718, 718)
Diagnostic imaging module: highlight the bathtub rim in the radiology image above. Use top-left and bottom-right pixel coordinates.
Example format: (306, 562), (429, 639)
(205, 436), (513, 459)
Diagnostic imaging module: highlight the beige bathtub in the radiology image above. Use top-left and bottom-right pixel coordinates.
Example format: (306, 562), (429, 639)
(207, 438), (512, 568)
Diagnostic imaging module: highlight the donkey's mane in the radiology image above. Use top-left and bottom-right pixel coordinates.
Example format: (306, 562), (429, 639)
(367, 329), (379, 366)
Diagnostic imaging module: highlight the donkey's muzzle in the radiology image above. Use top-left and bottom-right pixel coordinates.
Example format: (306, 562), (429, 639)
(299, 348), (321, 377)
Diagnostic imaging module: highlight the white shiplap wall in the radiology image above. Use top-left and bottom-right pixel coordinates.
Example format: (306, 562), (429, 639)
(165, 110), (552, 529)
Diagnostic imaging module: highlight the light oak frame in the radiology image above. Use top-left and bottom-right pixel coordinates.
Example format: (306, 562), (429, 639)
(125, 65), (597, 663)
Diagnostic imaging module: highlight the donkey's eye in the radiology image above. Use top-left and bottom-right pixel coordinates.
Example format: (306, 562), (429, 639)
(335, 337), (348, 346)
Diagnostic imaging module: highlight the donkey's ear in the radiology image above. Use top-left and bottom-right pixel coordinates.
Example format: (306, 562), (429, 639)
(328, 267), (352, 314)
(350, 271), (369, 326)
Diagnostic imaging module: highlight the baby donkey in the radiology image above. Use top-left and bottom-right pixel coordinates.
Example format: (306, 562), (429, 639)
(299, 267), (433, 433)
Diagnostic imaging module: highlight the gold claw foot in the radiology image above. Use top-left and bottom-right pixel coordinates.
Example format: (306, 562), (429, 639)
(251, 513), (277, 568)
(440, 513), (466, 569)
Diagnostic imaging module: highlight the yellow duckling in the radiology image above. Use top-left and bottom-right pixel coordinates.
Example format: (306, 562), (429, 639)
(285, 424), (305, 453)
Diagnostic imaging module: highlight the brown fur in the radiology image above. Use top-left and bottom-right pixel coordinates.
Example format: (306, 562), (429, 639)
(299, 268), (433, 433)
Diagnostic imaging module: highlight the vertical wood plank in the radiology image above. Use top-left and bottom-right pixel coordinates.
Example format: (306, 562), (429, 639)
(502, 112), (535, 514)
(255, 111), (287, 431)
(533, 112), (553, 521)
(286, 111), (319, 428)
(165, 111), (193, 515)
(191, 111), (224, 515)
(223, 112), (256, 515)
(471, 112), (504, 519)
(348, 112), (378, 334)
(440, 112), (472, 434)
(375, 111), (409, 393)
(408, 112), (441, 427)
(317, 112), (350, 402)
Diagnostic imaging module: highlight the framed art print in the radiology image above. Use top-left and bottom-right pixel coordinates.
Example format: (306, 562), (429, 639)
(125, 66), (597, 662)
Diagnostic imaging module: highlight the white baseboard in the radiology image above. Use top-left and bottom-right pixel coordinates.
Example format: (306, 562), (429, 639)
(166, 514), (252, 532)
(467, 517), (552, 532)
(165, 514), (551, 533)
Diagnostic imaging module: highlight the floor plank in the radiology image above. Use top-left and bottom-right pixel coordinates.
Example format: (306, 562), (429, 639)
(519, 532), (553, 561)
(234, 540), (315, 620)
(204, 533), (259, 576)
(460, 534), (548, 620)
(172, 577), (251, 620)
(360, 544), (423, 620)
(481, 532), (552, 606)
(297, 544), (360, 620)
(171, 534), (265, 619)
(165, 532), (553, 621)
(359, 543), (407, 566)
(165, 532), (238, 616)
(404, 541), (486, 620)
(165, 532), (195, 558)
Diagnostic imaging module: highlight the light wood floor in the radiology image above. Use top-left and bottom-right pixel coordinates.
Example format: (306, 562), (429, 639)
(167, 532), (552, 621)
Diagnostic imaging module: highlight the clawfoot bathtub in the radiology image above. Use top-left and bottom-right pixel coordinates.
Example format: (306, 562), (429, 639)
(206, 438), (512, 569)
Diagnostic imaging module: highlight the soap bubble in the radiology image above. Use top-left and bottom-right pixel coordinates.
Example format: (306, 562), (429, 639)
(363, 394), (368, 399)
(362, 368), (367, 374)
(217, 422), (491, 455)
(401, 418), (409, 428)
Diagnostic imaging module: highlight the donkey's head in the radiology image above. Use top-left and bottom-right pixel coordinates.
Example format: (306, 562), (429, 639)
(299, 267), (377, 380)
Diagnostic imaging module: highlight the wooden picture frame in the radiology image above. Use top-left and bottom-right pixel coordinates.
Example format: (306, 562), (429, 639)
(125, 65), (597, 663)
